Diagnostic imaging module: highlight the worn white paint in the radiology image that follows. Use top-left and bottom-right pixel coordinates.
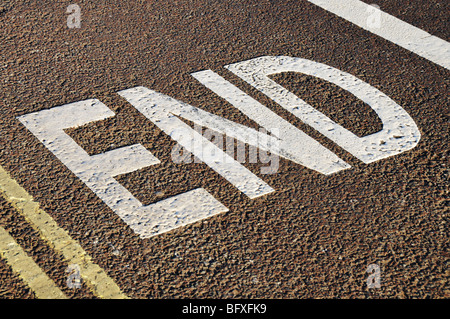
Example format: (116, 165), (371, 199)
(117, 87), (276, 197)
(226, 56), (421, 163)
(17, 100), (228, 239)
(17, 53), (423, 239)
(191, 70), (350, 174)
(308, 0), (450, 70)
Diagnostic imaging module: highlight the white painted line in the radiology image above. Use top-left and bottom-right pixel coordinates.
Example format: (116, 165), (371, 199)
(18, 101), (228, 239)
(118, 86), (276, 197)
(191, 70), (350, 174)
(226, 56), (421, 164)
(307, 0), (450, 70)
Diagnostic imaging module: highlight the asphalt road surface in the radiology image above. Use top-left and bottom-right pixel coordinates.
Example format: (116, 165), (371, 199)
(0, 0), (448, 300)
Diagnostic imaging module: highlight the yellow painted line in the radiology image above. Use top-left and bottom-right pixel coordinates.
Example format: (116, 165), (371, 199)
(0, 225), (67, 299)
(0, 165), (129, 299)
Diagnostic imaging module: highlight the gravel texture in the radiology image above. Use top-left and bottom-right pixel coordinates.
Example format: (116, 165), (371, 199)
(0, 0), (448, 298)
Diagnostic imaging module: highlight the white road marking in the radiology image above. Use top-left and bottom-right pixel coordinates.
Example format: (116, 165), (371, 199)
(226, 56), (421, 163)
(191, 70), (350, 174)
(17, 52), (423, 239)
(18, 100), (228, 239)
(117, 87), (276, 197)
(307, 0), (450, 70)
